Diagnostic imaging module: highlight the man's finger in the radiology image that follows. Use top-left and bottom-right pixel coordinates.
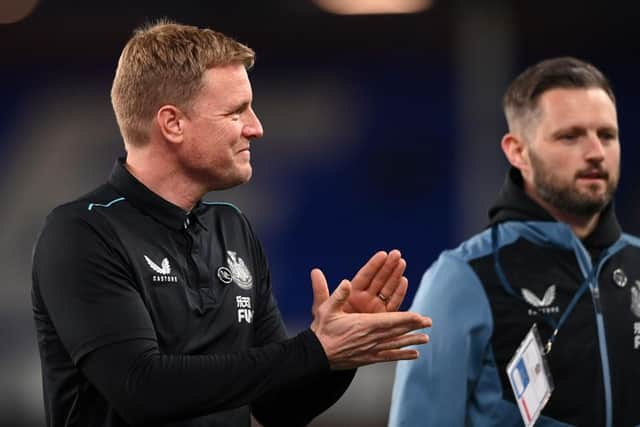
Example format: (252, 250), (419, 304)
(362, 324), (430, 346)
(374, 349), (421, 362)
(370, 250), (403, 295)
(342, 349), (423, 368)
(350, 251), (387, 290)
(372, 333), (429, 351)
(374, 256), (406, 303)
(361, 313), (432, 339)
(386, 276), (408, 312)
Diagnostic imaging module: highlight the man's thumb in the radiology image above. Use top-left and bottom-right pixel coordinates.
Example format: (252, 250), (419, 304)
(311, 268), (330, 308)
(330, 279), (351, 311)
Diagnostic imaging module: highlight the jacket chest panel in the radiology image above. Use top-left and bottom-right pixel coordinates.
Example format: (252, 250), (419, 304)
(597, 254), (640, 365)
(116, 222), (258, 352)
(475, 242), (597, 371)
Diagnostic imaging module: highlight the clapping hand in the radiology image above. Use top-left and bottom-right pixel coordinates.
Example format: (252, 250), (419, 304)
(343, 250), (408, 314)
(310, 268), (431, 370)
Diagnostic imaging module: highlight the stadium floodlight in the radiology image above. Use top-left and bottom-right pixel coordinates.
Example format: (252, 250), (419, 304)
(313, 0), (433, 15)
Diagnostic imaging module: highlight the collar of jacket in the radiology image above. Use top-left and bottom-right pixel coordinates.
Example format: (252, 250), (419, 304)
(107, 157), (208, 231)
(488, 167), (621, 252)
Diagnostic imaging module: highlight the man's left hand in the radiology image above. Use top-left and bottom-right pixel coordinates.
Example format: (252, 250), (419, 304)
(343, 250), (408, 314)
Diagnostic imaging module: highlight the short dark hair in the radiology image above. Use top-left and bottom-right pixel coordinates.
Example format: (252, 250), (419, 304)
(503, 57), (615, 132)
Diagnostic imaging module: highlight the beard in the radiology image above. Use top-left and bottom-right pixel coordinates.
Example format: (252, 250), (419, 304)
(529, 149), (618, 218)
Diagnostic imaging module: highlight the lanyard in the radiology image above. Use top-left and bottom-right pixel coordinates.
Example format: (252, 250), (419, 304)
(491, 225), (592, 354)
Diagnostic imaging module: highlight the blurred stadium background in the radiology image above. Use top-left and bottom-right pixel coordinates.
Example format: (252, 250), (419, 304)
(2, 0), (640, 425)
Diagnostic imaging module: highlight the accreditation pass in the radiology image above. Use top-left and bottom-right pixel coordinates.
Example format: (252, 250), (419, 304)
(506, 324), (554, 427)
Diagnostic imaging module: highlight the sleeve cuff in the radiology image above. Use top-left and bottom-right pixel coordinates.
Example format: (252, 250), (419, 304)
(297, 329), (331, 374)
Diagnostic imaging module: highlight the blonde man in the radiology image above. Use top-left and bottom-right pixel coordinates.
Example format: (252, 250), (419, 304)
(33, 21), (431, 427)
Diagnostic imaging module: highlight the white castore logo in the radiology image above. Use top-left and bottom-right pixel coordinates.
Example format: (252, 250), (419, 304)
(522, 285), (559, 316)
(522, 285), (556, 307)
(144, 255), (178, 283)
(145, 255), (171, 274)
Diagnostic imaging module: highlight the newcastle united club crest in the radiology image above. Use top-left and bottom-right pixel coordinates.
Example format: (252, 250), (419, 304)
(217, 250), (253, 290)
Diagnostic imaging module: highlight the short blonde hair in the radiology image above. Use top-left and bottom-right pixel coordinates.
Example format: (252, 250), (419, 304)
(111, 19), (255, 146)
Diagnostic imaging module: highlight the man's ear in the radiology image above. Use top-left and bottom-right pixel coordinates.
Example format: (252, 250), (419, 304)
(156, 105), (186, 144)
(501, 132), (529, 173)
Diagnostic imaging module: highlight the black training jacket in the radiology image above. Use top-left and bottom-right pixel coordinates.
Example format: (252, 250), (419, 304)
(32, 158), (353, 427)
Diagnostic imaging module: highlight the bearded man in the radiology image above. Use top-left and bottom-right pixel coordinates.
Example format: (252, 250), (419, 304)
(390, 57), (640, 427)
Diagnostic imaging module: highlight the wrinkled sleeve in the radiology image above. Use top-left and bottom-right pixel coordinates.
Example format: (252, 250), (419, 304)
(33, 212), (157, 362)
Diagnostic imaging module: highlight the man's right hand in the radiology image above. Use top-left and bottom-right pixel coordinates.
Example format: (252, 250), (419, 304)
(309, 268), (432, 371)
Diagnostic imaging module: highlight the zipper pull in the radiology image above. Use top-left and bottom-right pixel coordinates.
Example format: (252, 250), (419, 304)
(591, 285), (602, 313)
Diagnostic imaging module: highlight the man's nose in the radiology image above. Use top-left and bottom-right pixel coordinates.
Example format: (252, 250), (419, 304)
(584, 133), (606, 162)
(243, 108), (263, 139)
